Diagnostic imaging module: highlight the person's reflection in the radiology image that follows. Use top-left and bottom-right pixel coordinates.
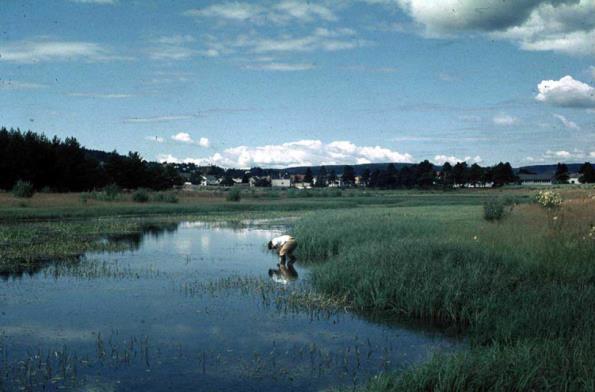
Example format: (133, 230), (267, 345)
(268, 262), (298, 284)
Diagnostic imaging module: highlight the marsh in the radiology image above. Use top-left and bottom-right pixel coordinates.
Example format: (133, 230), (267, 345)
(0, 220), (461, 391)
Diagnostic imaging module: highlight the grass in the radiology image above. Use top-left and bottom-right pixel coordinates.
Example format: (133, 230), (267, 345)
(292, 190), (595, 391)
(2, 186), (593, 390)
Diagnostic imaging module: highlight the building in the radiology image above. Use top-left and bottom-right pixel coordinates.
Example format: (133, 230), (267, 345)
(200, 175), (220, 186)
(518, 173), (552, 185)
(271, 178), (291, 188)
(568, 173), (581, 184)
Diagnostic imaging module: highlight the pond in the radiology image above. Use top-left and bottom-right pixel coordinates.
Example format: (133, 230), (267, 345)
(0, 220), (462, 391)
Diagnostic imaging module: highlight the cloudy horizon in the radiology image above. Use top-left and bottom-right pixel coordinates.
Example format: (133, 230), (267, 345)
(1, 0), (594, 168)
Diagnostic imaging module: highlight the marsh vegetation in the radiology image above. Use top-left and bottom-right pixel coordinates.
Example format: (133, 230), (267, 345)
(1, 187), (593, 390)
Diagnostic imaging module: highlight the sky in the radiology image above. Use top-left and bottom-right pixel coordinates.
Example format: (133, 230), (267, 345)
(1, 0), (594, 168)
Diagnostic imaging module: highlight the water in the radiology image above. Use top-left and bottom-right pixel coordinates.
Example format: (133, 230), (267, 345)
(0, 221), (462, 391)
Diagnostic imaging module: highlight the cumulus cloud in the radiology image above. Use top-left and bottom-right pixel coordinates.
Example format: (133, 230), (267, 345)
(0, 38), (127, 63)
(553, 114), (580, 130)
(184, 1), (337, 24)
(543, 149), (588, 160)
(171, 132), (210, 147)
(157, 139), (413, 168)
(535, 75), (595, 108)
(381, 0), (595, 56)
(492, 113), (518, 126)
(433, 155), (482, 165)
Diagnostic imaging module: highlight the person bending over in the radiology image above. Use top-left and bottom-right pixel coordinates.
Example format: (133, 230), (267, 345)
(268, 235), (297, 266)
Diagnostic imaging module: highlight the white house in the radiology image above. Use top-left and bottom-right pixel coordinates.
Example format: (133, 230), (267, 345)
(201, 175), (220, 186)
(568, 174), (581, 184)
(272, 178), (291, 188)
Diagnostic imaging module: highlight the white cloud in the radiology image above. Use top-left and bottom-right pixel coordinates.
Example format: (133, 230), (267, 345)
(492, 113), (518, 126)
(124, 115), (194, 123)
(385, 0), (595, 56)
(342, 65), (399, 73)
(157, 154), (179, 163)
(544, 149), (587, 160)
(184, 1), (337, 24)
(433, 155), (482, 165)
(0, 38), (126, 63)
(243, 62), (316, 71)
(0, 80), (48, 90)
(170, 132), (210, 147)
(198, 137), (210, 148)
(68, 92), (133, 99)
(158, 139), (413, 168)
(171, 132), (194, 143)
(553, 114), (580, 130)
(535, 75), (595, 108)
(590, 151), (595, 158)
(246, 28), (368, 53)
(145, 136), (165, 143)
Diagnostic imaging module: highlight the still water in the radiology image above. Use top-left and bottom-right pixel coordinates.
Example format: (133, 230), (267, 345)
(1, 221), (462, 391)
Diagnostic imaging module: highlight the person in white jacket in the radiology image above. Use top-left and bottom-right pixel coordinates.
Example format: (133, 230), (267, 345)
(267, 234), (297, 266)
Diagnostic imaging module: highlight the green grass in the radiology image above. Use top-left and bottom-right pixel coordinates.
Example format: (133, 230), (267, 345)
(292, 200), (595, 391)
(2, 187), (592, 390)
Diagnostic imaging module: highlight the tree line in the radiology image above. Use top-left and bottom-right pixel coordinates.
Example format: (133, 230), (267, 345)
(307, 161), (517, 188)
(0, 128), (182, 191)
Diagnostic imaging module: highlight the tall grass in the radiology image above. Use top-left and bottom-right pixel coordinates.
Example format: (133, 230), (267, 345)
(292, 201), (595, 390)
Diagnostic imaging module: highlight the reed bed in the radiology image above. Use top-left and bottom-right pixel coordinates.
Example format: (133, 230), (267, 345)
(293, 195), (595, 391)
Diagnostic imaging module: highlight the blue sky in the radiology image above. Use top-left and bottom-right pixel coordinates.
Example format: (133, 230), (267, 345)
(1, 0), (594, 168)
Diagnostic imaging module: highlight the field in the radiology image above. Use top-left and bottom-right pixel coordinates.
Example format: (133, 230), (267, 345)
(1, 186), (594, 390)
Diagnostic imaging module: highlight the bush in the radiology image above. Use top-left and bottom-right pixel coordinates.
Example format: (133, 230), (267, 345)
(103, 184), (121, 201)
(12, 180), (35, 198)
(132, 188), (150, 203)
(226, 187), (241, 202)
(483, 198), (506, 221)
(536, 190), (562, 209)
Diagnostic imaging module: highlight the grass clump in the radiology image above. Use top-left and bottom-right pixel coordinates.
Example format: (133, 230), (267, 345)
(132, 188), (150, 203)
(483, 197), (506, 221)
(151, 192), (178, 203)
(12, 180), (35, 198)
(293, 200), (595, 391)
(226, 187), (242, 202)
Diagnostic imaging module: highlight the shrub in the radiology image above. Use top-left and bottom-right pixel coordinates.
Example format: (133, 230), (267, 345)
(12, 180), (35, 198)
(483, 198), (506, 221)
(132, 188), (150, 203)
(536, 190), (562, 209)
(103, 184), (121, 201)
(226, 187), (241, 202)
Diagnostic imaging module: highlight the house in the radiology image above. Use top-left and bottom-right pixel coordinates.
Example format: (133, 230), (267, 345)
(568, 173), (581, 184)
(201, 175), (220, 186)
(518, 173), (552, 185)
(327, 178), (343, 188)
(293, 182), (312, 189)
(272, 178), (292, 188)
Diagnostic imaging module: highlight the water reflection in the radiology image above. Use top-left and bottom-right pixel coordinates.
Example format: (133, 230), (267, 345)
(0, 220), (463, 391)
(103, 222), (180, 250)
(268, 263), (299, 284)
